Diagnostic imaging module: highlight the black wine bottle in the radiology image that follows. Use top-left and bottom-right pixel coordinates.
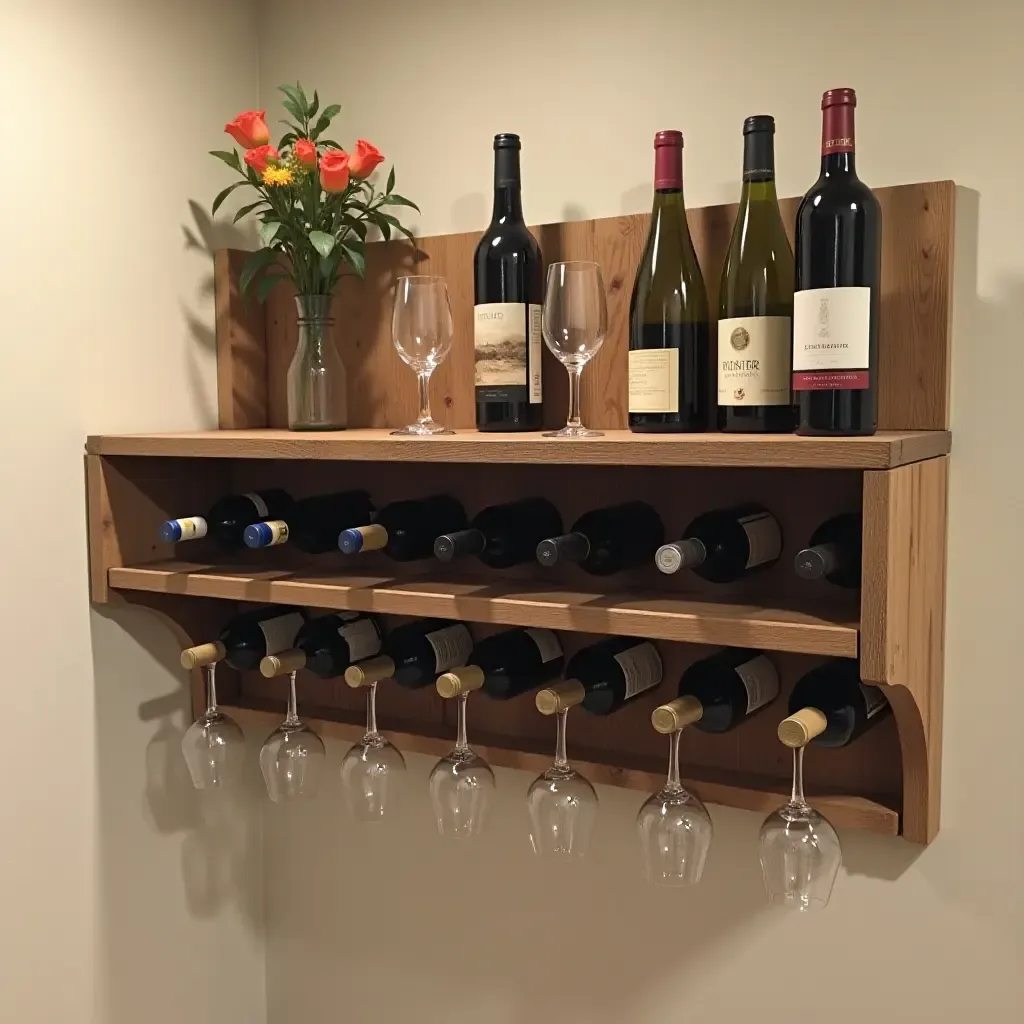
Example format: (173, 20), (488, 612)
(717, 116), (795, 433)
(628, 130), (710, 432)
(434, 497), (562, 569)
(159, 489), (292, 549)
(656, 503), (781, 583)
(793, 89), (881, 436)
(673, 648), (780, 733)
(349, 618), (474, 690)
(243, 490), (374, 554)
(339, 495), (466, 561)
(786, 658), (889, 748)
(536, 501), (664, 576)
(181, 606), (307, 673)
(569, 637), (664, 715)
(264, 613), (383, 679)
(473, 133), (543, 431)
(795, 513), (862, 588)
(440, 627), (564, 701)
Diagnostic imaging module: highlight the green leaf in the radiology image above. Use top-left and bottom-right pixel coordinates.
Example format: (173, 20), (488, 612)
(281, 97), (305, 123)
(380, 193), (420, 213)
(233, 200), (268, 223)
(259, 221), (282, 246)
(342, 217), (368, 240)
(210, 149), (243, 172)
(310, 104), (342, 140)
(254, 271), (287, 303)
(340, 243), (365, 278)
(211, 181), (245, 216)
(308, 230), (336, 258)
(278, 83), (305, 113)
(375, 215), (391, 242)
(239, 247), (280, 296)
(319, 138), (343, 149)
(319, 255), (337, 279)
(308, 90), (320, 119)
(295, 82), (310, 112)
(386, 166), (395, 194)
(279, 133), (298, 148)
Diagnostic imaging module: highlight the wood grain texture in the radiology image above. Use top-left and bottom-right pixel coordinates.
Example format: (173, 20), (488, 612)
(85, 426), (950, 468)
(214, 249), (268, 428)
(860, 456), (948, 842)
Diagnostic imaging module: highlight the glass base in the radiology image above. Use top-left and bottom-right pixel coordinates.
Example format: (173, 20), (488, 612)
(289, 422), (347, 432)
(543, 425), (603, 438)
(391, 420), (454, 436)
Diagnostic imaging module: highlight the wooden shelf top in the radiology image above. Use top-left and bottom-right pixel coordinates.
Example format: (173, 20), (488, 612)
(86, 427), (951, 470)
(109, 561), (860, 657)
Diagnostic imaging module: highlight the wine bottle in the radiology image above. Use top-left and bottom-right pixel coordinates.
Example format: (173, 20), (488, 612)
(261, 612), (382, 679)
(434, 497), (562, 569)
(781, 658), (889, 748)
(656, 502), (781, 582)
(339, 495), (466, 561)
(793, 89), (881, 436)
(438, 627), (564, 701)
(628, 130), (710, 433)
(660, 648), (780, 734)
(568, 637), (664, 715)
(180, 606), (306, 673)
(473, 133), (543, 431)
(717, 116), (795, 433)
(345, 618), (474, 690)
(159, 489), (292, 549)
(243, 490), (374, 554)
(536, 501), (664, 576)
(795, 513), (862, 587)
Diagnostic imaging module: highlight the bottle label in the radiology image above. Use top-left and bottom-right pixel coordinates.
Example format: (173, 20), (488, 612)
(628, 349), (679, 413)
(242, 492), (270, 518)
(792, 287), (871, 390)
(258, 612), (304, 655)
(734, 654), (780, 714)
(474, 302), (542, 403)
(172, 517), (208, 540)
(528, 304), (543, 404)
(425, 624), (474, 673)
(736, 511), (782, 568)
(717, 316), (791, 406)
(338, 618), (382, 663)
(614, 642), (663, 699)
(525, 628), (562, 664)
(861, 684), (888, 718)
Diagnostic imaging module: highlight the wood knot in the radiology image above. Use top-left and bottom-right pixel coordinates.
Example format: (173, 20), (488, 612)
(444, 395), (453, 408)
(608, 276), (624, 294)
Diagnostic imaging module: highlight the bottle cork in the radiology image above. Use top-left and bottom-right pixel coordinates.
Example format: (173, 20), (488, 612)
(260, 649), (307, 678)
(344, 655), (396, 688)
(180, 641), (226, 670)
(436, 665), (485, 699)
(651, 696), (704, 734)
(778, 707), (828, 748)
(535, 679), (586, 715)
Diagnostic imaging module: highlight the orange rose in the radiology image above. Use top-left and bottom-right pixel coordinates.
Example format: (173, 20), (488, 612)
(244, 145), (280, 175)
(294, 139), (318, 168)
(320, 149), (350, 192)
(348, 139), (384, 179)
(225, 109), (269, 149)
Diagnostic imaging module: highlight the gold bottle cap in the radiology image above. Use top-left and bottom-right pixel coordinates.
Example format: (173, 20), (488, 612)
(651, 696), (704, 734)
(260, 649), (307, 678)
(778, 707), (829, 748)
(535, 679), (586, 715)
(344, 655), (396, 688)
(436, 665), (485, 698)
(180, 641), (226, 670)
(342, 523), (389, 553)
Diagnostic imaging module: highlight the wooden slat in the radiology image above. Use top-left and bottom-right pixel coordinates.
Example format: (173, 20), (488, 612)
(85, 427), (950, 469)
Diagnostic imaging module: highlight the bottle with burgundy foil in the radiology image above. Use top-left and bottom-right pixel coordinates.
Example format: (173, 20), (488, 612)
(792, 89), (881, 435)
(628, 131), (710, 432)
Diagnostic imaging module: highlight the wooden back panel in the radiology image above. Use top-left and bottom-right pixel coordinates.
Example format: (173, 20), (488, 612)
(225, 180), (953, 432)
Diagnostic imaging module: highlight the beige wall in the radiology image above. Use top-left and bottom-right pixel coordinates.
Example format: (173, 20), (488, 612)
(256, 1), (1023, 1021)
(0, 2), (265, 1021)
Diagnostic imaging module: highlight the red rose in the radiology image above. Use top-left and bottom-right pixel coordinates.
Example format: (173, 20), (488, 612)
(348, 139), (384, 179)
(294, 139), (318, 169)
(225, 109), (269, 149)
(320, 149), (350, 192)
(244, 145), (280, 175)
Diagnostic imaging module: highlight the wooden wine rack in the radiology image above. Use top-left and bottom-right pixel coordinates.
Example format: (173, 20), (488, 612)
(86, 179), (954, 844)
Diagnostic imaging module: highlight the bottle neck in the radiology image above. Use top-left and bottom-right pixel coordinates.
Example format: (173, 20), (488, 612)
(820, 103), (857, 178)
(492, 148), (524, 223)
(741, 130), (779, 203)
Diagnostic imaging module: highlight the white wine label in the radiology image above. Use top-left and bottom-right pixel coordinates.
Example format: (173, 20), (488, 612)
(614, 642), (663, 700)
(258, 612), (305, 655)
(242, 492), (270, 518)
(861, 684), (888, 718)
(426, 624), (474, 673)
(792, 287), (871, 390)
(737, 511), (782, 568)
(262, 520), (290, 546)
(338, 618), (382, 663)
(528, 304), (543, 404)
(474, 303), (528, 388)
(174, 517), (208, 540)
(717, 316), (791, 406)
(525, 628), (562, 664)
(735, 655), (780, 714)
(628, 349), (679, 413)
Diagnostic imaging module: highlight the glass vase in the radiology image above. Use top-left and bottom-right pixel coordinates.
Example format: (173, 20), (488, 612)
(287, 294), (347, 430)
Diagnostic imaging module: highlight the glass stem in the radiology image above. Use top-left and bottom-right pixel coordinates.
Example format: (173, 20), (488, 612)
(364, 681), (380, 741)
(553, 709), (569, 769)
(205, 663), (218, 714)
(791, 745), (809, 808)
(417, 370), (433, 424)
(284, 670), (301, 727)
(454, 693), (470, 755)
(665, 729), (683, 794)
(566, 365), (583, 429)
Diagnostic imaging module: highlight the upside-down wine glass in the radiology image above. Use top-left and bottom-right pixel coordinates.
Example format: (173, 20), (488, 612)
(542, 261), (608, 437)
(391, 275), (455, 435)
(259, 670), (326, 802)
(527, 680), (598, 858)
(180, 654), (245, 790)
(636, 697), (713, 885)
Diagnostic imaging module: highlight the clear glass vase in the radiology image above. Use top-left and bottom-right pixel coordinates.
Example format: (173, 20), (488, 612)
(287, 294), (347, 431)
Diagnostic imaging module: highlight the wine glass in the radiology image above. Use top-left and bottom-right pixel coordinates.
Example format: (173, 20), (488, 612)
(542, 261), (608, 438)
(527, 680), (598, 858)
(429, 671), (495, 837)
(759, 711), (842, 910)
(339, 670), (406, 821)
(259, 670), (326, 802)
(637, 697), (712, 885)
(391, 275), (454, 435)
(181, 661), (245, 790)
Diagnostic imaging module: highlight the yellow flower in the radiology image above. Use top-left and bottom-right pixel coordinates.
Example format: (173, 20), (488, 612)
(262, 166), (294, 187)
